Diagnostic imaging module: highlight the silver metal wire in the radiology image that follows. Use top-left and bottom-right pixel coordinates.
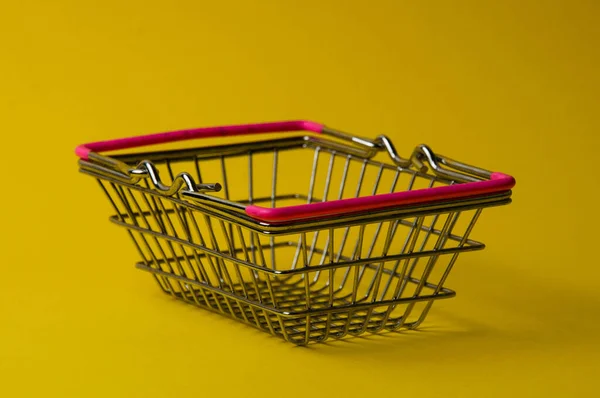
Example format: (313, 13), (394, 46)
(80, 134), (512, 344)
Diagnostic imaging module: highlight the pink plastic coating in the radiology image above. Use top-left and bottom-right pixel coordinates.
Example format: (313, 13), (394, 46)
(245, 172), (516, 222)
(76, 120), (515, 222)
(75, 120), (324, 160)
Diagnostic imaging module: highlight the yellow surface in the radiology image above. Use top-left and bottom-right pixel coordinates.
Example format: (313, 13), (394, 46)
(2, 0), (599, 396)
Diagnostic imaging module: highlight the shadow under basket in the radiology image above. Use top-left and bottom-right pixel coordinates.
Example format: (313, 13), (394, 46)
(77, 120), (515, 344)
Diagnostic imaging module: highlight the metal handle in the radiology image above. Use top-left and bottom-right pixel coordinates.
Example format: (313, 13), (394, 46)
(322, 127), (491, 182)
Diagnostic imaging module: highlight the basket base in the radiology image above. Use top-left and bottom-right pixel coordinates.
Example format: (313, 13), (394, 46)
(140, 263), (455, 345)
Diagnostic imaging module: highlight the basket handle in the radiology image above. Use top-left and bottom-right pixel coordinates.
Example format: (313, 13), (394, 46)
(75, 120), (326, 160)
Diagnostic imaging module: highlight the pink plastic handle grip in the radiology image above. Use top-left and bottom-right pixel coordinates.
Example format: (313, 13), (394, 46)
(75, 120), (323, 160)
(246, 173), (516, 222)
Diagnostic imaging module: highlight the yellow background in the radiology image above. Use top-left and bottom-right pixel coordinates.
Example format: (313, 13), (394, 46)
(2, 0), (599, 396)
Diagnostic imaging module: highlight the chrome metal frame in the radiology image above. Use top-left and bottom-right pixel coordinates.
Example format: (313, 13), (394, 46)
(79, 133), (512, 344)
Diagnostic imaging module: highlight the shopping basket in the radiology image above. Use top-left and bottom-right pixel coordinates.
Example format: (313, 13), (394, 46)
(76, 120), (515, 344)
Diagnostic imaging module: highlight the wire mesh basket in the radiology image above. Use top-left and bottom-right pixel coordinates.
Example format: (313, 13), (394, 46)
(76, 120), (515, 344)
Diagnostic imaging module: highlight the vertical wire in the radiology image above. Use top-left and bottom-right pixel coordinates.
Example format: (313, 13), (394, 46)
(202, 215), (236, 315)
(98, 180), (169, 293)
(156, 194), (205, 305)
(349, 162), (391, 289)
(333, 156), (352, 264)
(354, 220), (399, 335)
(219, 220), (249, 323)
(306, 147), (320, 204)
(399, 211), (459, 327)
(194, 157), (203, 184)
(251, 232), (276, 335)
(248, 152), (253, 204)
(270, 150), (277, 269)
(378, 216), (425, 329)
(300, 232), (312, 343)
(322, 228), (335, 340)
(235, 226), (261, 328)
(314, 153), (336, 281)
(381, 216), (425, 300)
(121, 186), (187, 301)
(412, 209), (483, 328)
(133, 192), (197, 304)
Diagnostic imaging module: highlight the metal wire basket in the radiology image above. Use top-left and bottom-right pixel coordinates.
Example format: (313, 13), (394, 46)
(76, 120), (515, 344)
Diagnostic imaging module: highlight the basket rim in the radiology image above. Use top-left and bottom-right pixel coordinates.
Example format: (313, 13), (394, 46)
(76, 120), (515, 225)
